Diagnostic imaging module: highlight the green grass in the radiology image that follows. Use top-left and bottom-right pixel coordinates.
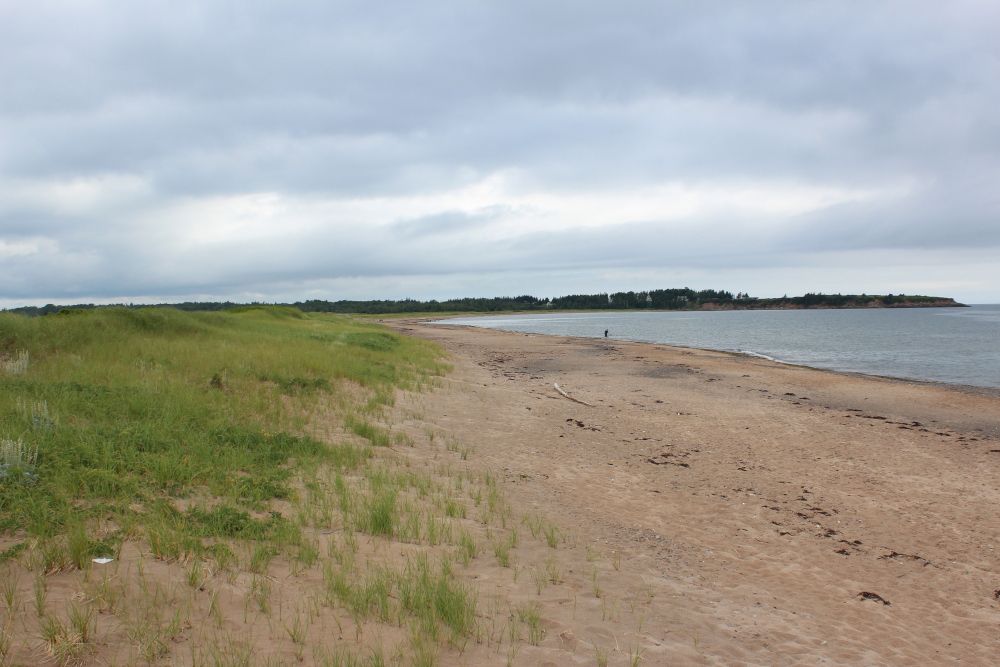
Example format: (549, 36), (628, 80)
(516, 602), (546, 646)
(0, 306), (447, 546)
(0, 305), (595, 665)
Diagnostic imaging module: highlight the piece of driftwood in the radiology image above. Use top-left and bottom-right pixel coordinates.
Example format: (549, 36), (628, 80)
(553, 383), (594, 407)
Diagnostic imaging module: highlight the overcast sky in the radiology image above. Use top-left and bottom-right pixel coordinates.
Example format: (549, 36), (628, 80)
(2, 1), (998, 305)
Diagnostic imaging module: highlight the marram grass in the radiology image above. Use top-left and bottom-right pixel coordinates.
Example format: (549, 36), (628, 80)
(0, 305), (582, 666)
(0, 306), (447, 543)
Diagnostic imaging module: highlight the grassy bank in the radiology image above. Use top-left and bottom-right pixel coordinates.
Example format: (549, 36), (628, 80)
(0, 307), (456, 664)
(0, 307), (445, 545)
(0, 307), (592, 667)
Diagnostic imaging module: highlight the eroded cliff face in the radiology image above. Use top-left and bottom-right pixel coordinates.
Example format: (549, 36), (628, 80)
(880, 298), (967, 307)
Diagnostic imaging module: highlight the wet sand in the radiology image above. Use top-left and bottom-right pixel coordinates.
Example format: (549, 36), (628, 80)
(392, 320), (1000, 666)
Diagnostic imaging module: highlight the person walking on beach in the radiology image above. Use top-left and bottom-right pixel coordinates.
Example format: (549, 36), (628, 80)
(604, 329), (608, 338)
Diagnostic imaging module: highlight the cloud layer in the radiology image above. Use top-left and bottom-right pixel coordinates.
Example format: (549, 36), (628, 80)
(2, 1), (998, 304)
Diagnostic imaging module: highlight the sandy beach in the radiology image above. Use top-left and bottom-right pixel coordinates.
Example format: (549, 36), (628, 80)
(390, 319), (1000, 666)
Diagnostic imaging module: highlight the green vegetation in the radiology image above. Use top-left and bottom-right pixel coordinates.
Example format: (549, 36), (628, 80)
(0, 307), (444, 543)
(4, 289), (964, 318)
(535, 290), (962, 311)
(729, 292), (965, 309)
(0, 305), (602, 666)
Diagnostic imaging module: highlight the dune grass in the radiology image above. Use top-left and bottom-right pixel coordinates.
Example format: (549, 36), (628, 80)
(0, 306), (596, 666)
(0, 307), (447, 543)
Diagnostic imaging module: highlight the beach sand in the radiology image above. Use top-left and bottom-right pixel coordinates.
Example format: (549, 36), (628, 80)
(390, 319), (1000, 666)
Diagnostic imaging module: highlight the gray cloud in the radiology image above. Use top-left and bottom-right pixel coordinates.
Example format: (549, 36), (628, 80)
(1, 1), (998, 305)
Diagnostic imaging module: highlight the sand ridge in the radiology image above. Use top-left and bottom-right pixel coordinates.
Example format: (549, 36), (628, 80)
(391, 320), (1000, 666)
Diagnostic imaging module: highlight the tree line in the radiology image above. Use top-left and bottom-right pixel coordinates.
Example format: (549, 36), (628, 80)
(3, 291), (960, 317)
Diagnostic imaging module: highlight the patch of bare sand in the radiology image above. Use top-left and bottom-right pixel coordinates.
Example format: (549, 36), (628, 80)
(390, 321), (1000, 666)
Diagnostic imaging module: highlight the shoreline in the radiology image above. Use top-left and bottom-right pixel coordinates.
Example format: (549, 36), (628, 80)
(389, 319), (1000, 664)
(416, 315), (1000, 398)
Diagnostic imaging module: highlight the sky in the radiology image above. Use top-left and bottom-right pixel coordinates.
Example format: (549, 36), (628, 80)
(1, 1), (999, 306)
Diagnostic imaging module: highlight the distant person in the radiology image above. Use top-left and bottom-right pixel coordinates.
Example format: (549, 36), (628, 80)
(604, 329), (608, 338)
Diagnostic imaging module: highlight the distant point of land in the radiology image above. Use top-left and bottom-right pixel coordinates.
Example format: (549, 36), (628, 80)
(3, 290), (966, 317)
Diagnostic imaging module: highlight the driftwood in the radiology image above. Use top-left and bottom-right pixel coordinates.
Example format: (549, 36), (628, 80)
(553, 383), (594, 407)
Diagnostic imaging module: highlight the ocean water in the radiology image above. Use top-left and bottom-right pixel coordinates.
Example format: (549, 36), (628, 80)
(432, 305), (1000, 390)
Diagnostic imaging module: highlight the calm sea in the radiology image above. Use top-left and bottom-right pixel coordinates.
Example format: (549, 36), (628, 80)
(432, 305), (1000, 390)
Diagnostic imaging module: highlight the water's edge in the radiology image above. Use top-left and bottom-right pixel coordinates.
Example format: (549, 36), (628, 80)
(423, 307), (1000, 396)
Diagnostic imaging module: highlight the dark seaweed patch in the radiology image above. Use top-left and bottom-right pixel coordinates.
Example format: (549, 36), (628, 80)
(879, 551), (932, 566)
(647, 450), (690, 468)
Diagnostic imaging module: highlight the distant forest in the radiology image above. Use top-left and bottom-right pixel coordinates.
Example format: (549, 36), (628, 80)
(3, 290), (964, 317)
